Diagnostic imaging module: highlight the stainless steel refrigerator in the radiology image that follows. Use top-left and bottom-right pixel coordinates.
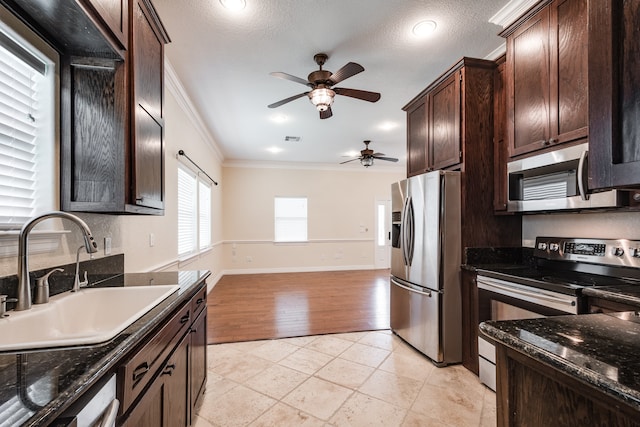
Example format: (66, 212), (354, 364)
(390, 170), (462, 366)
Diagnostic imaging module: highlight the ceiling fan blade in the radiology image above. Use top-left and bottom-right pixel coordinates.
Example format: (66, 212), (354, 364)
(340, 157), (361, 164)
(270, 72), (311, 87)
(372, 152), (386, 156)
(268, 92), (308, 108)
(373, 156), (399, 162)
(320, 106), (333, 119)
(334, 87), (381, 103)
(329, 62), (364, 84)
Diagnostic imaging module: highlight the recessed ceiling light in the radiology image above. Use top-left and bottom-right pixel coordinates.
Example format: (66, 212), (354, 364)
(270, 114), (288, 124)
(412, 20), (437, 38)
(344, 150), (360, 157)
(266, 147), (283, 154)
(379, 121), (399, 131)
(219, 0), (246, 11)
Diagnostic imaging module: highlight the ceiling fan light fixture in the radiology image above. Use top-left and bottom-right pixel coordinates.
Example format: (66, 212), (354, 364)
(360, 157), (374, 167)
(308, 88), (335, 112)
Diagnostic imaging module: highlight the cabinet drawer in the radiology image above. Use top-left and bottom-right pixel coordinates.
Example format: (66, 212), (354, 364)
(191, 286), (207, 319)
(119, 303), (190, 413)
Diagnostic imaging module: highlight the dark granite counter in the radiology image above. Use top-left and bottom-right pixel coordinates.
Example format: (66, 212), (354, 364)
(461, 246), (534, 272)
(480, 312), (640, 411)
(0, 270), (210, 427)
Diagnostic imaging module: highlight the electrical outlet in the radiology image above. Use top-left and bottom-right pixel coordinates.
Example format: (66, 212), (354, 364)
(104, 237), (112, 255)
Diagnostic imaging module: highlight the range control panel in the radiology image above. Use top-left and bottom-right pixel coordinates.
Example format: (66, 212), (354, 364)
(534, 237), (640, 268)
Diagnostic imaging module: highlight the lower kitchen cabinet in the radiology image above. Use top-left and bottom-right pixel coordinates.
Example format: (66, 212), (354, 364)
(461, 269), (479, 375)
(117, 283), (207, 426)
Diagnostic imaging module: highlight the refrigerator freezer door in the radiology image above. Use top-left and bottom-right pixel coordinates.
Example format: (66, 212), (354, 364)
(390, 277), (442, 363)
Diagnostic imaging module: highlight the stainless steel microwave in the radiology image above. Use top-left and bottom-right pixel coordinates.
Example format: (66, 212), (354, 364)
(507, 143), (625, 213)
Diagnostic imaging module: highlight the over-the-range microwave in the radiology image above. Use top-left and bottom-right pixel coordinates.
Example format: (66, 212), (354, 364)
(507, 143), (630, 213)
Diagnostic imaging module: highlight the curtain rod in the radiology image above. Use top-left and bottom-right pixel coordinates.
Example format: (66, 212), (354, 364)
(178, 150), (219, 185)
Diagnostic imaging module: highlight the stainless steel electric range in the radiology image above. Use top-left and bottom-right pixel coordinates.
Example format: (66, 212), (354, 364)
(475, 237), (640, 390)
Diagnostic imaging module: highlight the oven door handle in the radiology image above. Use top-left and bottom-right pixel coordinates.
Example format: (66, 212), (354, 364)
(477, 277), (577, 313)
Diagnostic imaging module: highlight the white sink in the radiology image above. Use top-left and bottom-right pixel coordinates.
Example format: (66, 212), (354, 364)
(0, 285), (180, 352)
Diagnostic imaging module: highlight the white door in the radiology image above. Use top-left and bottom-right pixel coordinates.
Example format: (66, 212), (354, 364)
(375, 198), (391, 268)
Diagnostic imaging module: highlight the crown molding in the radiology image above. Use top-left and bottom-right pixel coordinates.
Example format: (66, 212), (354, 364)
(484, 42), (507, 60)
(164, 59), (225, 163)
(489, 0), (541, 28)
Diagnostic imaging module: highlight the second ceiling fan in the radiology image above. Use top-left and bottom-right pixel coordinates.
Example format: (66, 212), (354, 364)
(267, 53), (381, 119)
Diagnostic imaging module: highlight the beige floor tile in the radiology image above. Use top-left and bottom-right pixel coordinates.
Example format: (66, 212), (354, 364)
(401, 410), (442, 426)
(279, 347), (334, 375)
(358, 370), (423, 409)
(339, 342), (390, 368)
(209, 352), (273, 383)
(207, 344), (244, 371)
(282, 376), (353, 420)
(425, 364), (485, 403)
(315, 357), (375, 389)
(197, 384), (276, 426)
(480, 387), (497, 427)
(411, 383), (483, 426)
(201, 371), (239, 401)
(250, 402), (325, 426)
(249, 339), (301, 362)
(244, 364), (309, 399)
(358, 331), (396, 351)
(305, 335), (354, 356)
(329, 392), (407, 427)
(378, 349), (435, 381)
(280, 335), (318, 347)
(331, 331), (370, 342)
(191, 414), (216, 427)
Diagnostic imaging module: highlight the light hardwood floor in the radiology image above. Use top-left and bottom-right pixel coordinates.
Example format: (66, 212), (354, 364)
(206, 269), (391, 344)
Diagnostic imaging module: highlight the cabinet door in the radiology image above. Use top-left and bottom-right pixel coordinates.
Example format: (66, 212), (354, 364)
(549, 0), (588, 145)
(131, 0), (166, 210)
(507, 6), (550, 157)
(589, 0), (640, 189)
(190, 309), (207, 423)
(163, 332), (189, 427)
(406, 98), (428, 177)
(86, 0), (129, 50)
(121, 372), (165, 427)
(493, 59), (509, 212)
(429, 72), (461, 170)
(461, 270), (479, 375)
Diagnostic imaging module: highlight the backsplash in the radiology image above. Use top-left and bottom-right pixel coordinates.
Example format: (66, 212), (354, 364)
(0, 254), (124, 308)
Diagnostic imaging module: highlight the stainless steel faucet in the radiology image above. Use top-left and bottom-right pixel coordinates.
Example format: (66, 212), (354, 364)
(16, 211), (98, 311)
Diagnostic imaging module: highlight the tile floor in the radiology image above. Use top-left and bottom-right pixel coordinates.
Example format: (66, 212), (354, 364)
(193, 330), (496, 426)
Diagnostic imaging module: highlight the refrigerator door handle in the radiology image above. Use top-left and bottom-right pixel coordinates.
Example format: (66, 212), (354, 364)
(401, 197), (410, 266)
(391, 277), (432, 297)
(405, 196), (415, 266)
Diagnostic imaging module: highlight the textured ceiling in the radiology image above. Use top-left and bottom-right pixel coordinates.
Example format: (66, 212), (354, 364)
(153, 0), (509, 168)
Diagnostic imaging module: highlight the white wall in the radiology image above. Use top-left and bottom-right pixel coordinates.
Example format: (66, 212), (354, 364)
(522, 211), (640, 247)
(221, 164), (404, 273)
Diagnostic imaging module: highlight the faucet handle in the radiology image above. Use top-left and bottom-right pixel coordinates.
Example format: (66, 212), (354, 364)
(0, 295), (18, 317)
(35, 268), (63, 304)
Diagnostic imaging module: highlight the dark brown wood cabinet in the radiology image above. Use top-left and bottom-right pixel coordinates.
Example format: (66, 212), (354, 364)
(60, 0), (169, 214)
(461, 269), (479, 375)
(588, 0), (640, 190)
(429, 72), (461, 170)
(502, 0), (588, 158)
(493, 56), (509, 213)
(495, 344), (640, 427)
(86, 0), (129, 50)
(118, 284), (208, 427)
(406, 98), (428, 176)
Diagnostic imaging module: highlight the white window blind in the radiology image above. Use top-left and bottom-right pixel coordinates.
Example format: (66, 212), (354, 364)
(177, 164), (197, 256)
(0, 38), (46, 228)
(274, 197), (307, 242)
(198, 179), (211, 249)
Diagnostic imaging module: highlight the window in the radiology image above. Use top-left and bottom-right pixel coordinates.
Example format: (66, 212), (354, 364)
(274, 197), (307, 242)
(177, 162), (212, 257)
(0, 20), (55, 229)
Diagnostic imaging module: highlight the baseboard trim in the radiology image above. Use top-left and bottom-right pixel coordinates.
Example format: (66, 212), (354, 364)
(220, 264), (379, 275)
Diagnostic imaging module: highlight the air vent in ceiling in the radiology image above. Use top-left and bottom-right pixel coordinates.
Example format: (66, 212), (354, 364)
(285, 136), (301, 142)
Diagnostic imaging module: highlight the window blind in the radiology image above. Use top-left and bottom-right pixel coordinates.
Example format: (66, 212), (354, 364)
(177, 164), (197, 256)
(198, 179), (211, 249)
(274, 197), (307, 242)
(0, 41), (43, 228)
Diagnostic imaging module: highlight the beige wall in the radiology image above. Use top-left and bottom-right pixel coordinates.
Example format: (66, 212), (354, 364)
(221, 165), (404, 273)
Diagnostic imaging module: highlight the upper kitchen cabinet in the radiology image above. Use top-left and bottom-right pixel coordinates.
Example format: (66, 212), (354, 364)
(403, 58), (493, 177)
(86, 0), (129, 50)
(61, 0), (169, 214)
(588, 0), (640, 189)
(493, 56), (509, 213)
(502, 0), (588, 158)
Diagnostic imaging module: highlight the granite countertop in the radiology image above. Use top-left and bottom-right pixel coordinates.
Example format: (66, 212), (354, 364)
(480, 312), (640, 411)
(0, 270), (210, 427)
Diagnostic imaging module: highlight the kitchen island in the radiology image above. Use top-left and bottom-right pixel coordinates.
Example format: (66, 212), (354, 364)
(0, 270), (210, 426)
(480, 312), (640, 427)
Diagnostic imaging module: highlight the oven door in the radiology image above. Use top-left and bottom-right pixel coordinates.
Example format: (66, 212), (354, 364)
(476, 275), (579, 391)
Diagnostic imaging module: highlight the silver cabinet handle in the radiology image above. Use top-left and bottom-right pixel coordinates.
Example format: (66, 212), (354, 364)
(98, 399), (119, 427)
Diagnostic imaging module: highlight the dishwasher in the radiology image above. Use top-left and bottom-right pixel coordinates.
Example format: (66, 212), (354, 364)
(52, 374), (119, 427)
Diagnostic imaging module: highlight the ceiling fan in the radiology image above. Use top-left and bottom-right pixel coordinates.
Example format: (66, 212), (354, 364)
(340, 140), (399, 167)
(267, 53), (381, 119)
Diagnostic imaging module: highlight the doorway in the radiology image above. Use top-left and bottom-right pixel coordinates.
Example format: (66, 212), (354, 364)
(374, 198), (391, 268)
